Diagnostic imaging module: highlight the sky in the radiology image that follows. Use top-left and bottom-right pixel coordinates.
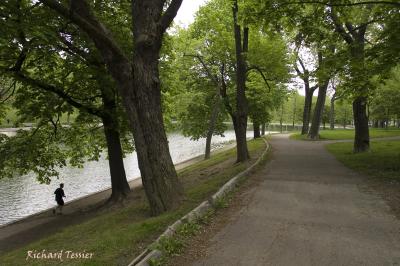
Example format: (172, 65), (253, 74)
(174, 0), (208, 27)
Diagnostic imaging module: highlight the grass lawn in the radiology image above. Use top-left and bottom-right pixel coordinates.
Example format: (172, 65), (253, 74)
(0, 138), (267, 266)
(326, 140), (400, 180)
(291, 128), (400, 141)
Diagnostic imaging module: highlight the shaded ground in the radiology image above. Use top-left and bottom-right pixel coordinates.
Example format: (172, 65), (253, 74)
(170, 134), (400, 266)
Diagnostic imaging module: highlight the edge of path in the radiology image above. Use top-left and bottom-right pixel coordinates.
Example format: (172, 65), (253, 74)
(129, 138), (271, 266)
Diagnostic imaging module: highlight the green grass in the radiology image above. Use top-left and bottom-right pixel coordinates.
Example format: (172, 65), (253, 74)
(0, 138), (267, 266)
(291, 128), (400, 141)
(326, 140), (400, 180)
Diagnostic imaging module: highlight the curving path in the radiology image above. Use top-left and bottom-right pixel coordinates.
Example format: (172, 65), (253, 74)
(191, 134), (400, 266)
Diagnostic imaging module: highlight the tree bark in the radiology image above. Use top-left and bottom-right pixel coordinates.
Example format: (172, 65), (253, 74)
(253, 122), (261, 139)
(353, 96), (370, 152)
(308, 47), (333, 140)
(302, 88), (314, 135)
(204, 97), (221, 160)
(261, 123), (266, 136)
(308, 81), (329, 140)
(102, 115), (131, 201)
(295, 57), (316, 135)
(232, 1), (250, 162)
(131, 45), (184, 215)
(100, 84), (131, 202)
(330, 94), (336, 130)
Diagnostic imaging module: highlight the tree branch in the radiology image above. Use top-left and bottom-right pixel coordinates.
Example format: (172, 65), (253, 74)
(247, 66), (272, 92)
(40, 0), (129, 65)
(0, 81), (17, 103)
(183, 54), (220, 86)
(6, 68), (103, 118)
(57, 31), (104, 67)
(219, 64), (234, 117)
(310, 84), (318, 93)
(329, 8), (354, 44)
(159, 0), (184, 33)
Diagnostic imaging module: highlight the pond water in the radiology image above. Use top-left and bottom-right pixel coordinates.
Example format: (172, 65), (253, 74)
(0, 131), (257, 226)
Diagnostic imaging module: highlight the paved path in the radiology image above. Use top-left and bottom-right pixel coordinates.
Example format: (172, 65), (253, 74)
(193, 134), (400, 266)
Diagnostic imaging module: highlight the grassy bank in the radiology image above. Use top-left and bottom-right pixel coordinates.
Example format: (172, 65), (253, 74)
(291, 128), (400, 141)
(326, 140), (400, 180)
(0, 138), (267, 266)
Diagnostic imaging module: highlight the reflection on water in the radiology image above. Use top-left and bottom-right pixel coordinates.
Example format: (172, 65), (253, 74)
(0, 131), (256, 226)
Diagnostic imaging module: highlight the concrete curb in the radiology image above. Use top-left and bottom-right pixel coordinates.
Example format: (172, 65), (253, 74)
(128, 138), (270, 266)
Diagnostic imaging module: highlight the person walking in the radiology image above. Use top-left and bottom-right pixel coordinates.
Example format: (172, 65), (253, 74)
(53, 183), (66, 215)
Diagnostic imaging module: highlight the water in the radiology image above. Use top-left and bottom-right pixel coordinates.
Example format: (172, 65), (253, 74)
(0, 131), (256, 226)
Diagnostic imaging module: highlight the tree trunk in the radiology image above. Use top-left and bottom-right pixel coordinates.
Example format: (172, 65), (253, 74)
(302, 87), (313, 135)
(349, 31), (370, 153)
(204, 132), (212, 160)
(131, 48), (184, 215)
(308, 48), (332, 140)
(308, 81), (329, 140)
(102, 116), (131, 201)
(232, 1), (250, 162)
(100, 85), (131, 202)
(253, 122), (261, 139)
(353, 96), (370, 152)
(330, 96), (336, 130)
(261, 123), (266, 136)
(204, 98), (220, 160)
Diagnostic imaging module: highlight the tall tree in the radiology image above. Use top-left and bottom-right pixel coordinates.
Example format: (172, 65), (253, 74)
(32, 0), (185, 215)
(329, 5), (371, 152)
(176, 0), (288, 162)
(308, 46), (335, 139)
(232, 0), (250, 161)
(294, 52), (318, 135)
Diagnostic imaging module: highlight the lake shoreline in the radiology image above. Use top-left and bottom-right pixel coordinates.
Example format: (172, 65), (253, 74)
(0, 140), (238, 249)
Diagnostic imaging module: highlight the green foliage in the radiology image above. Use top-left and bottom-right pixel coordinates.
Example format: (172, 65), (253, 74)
(0, 127), (68, 183)
(0, 0), (135, 183)
(370, 65), (400, 122)
(169, 0), (290, 139)
(178, 91), (228, 140)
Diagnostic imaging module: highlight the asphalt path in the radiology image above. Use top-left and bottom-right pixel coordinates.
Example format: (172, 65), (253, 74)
(192, 134), (400, 266)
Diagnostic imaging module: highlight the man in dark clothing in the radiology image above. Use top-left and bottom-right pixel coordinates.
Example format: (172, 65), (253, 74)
(53, 183), (66, 215)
